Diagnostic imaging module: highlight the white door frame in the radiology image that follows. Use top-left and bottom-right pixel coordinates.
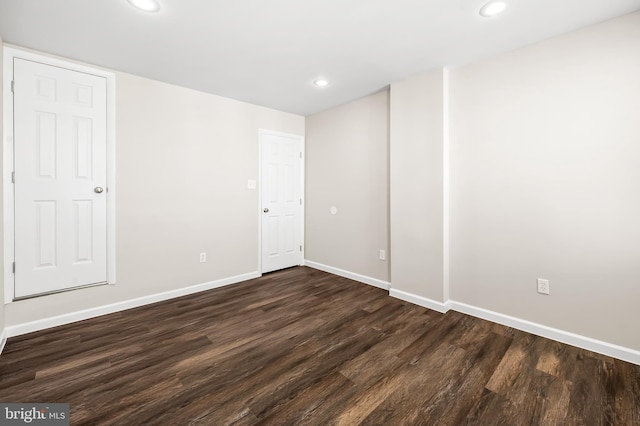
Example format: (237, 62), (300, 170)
(258, 129), (305, 274)
(2, 46), (117, 303)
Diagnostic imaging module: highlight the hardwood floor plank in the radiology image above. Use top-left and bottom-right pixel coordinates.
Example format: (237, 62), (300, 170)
(247, 327), (385, 420)
(535, 340), (566, 377)
(0, 266), (638, 425)
(256, 371), (355, 425)
(417, 332), (513, 424)
(565, 353), (617, 425)
(334, 362), (421, 425)
(485, 334), (536, 397)
(464, 388), (522, 425)
(359, 344), (470, 425)
(531, 372), (572, 426)
(396, 311), (465, 365)
(614, 358), (640, 425)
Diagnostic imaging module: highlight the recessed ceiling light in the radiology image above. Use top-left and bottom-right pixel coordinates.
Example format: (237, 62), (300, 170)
(314, 79), (329, 87)
(479, 1), (507, 17)
(127, 0), (160, 13)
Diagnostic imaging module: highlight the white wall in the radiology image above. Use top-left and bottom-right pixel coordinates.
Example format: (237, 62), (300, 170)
(450, 11), (640, 350)
(390, 70), (446, 302)
(0, 35), (5, 339)
(4, 54), (304, 327)
(305, 91), (389, 282)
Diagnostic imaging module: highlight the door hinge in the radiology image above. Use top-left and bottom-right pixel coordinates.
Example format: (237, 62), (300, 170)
(300, 152), (302, 159)
(12, 262), (15, 273)
(11, 80), (15, 93)
(299, 198), (302, 205)
(11, 171), (15, 183)
(300, 245), (302, 252)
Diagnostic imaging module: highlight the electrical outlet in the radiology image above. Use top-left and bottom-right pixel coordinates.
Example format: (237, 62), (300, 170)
(379, 250), (386, 261)
(537, 278), (549, 295)
(200, 252), (207, 263)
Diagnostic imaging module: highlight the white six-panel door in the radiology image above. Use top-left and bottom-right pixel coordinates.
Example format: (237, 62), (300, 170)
(13, 58), (108, 298)
(261, 132), (303, 273)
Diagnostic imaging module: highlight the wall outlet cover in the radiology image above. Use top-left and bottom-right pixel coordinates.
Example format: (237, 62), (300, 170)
(537, 278), (549, 295)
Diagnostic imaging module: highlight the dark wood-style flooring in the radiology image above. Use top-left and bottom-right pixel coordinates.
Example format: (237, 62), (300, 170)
(0, 267), (638, 425)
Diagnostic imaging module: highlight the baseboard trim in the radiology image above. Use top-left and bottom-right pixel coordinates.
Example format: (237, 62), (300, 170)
(303, 260), (391, 290)
(5, 271), (261, 339)
(0, 328), (7, 355)
(389, 288), (450, 313)
(449, 301), (640, 366)
(383, 285), (640, 365)
(4, 265), (639, 366)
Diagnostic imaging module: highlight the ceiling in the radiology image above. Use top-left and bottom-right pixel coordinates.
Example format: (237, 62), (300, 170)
(1, 0), (639, 116)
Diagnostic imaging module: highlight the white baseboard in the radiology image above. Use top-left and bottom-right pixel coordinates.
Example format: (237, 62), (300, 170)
(0, 328), (6, 355)
(449, 301), (640, 366)
(305, 264), (639, 365)
(385, 285), (640, 365)
(303, 260), (391, 290)
(5, 271), (261, 339)
(4, 263), (639, 366)
(389, 288), (450, 313)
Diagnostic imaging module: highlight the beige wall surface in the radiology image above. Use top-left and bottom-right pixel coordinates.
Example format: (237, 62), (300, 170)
(305, 91), (390, 282)
(450, 12), (640, 350)
(0, 35), (4, 334)
(5, 65), (304, 326)
(390, 70), (445, 301)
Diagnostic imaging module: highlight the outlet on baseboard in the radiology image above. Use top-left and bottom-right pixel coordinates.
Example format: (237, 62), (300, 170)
(379, 250), (386, 261)
(537, 278), (549, 295)
(200, 252), (207, 263)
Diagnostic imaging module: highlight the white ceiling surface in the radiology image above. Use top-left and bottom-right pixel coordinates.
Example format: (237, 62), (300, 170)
(0, 0), (639, 116)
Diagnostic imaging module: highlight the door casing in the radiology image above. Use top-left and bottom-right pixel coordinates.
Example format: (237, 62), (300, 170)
(2, 46), (117, 303)
(258, 129), (305, 274)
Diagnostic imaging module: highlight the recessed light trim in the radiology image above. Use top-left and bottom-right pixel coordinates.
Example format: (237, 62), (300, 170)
(127, 0), (161, 13)
(314, 79), (329, 87)
(479, 1), (507, 17)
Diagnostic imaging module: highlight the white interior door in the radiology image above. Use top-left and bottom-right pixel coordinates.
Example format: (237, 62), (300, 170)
(13, 58), (108, 298)
(261, 132), (303, 273)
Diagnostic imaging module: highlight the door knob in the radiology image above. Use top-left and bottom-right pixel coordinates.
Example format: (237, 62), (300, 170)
(94, 187), (104, 193)
(263, 208), (269, 213)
